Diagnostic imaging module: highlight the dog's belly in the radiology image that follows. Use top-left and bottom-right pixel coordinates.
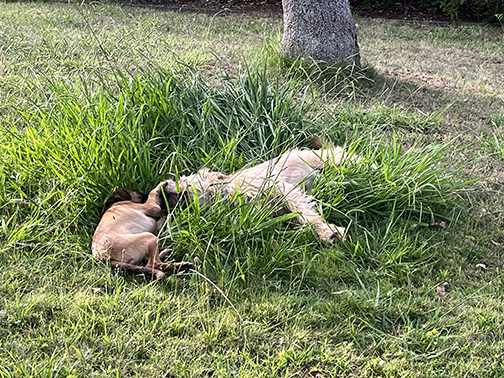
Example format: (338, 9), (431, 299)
(231, 151), (318, 189)
(230, 164), (318, 194)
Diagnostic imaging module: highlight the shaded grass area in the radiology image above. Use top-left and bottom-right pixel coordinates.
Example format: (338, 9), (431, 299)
(1, 2), (504, 377)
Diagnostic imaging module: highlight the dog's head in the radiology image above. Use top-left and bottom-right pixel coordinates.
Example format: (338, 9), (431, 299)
(159, 170), (227, 210)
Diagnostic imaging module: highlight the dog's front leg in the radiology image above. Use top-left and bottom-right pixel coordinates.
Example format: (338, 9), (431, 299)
(281, 184), (346, 243)
(156, 216), (167, 232)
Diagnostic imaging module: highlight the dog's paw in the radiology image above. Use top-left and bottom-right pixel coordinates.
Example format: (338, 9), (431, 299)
(330, 226), (347, 242)
(155, 270), (166, 280)
(319, 224), (346, 243)
(175, 261), (194, 274)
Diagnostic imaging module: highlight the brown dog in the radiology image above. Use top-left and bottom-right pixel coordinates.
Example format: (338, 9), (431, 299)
(92, 184), (192, 280)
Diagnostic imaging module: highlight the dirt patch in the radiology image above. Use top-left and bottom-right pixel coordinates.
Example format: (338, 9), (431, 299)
(127, 0), (283, 12)
(349, 1), (482, 23)
(124, 0), (483, 22)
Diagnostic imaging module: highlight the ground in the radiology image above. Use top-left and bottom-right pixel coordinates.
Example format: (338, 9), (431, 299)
(127, 0), (482, 23)
(1, 2), (503, 376)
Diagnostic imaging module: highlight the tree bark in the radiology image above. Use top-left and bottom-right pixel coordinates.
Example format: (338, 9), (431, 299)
(281, 0), (360, 66)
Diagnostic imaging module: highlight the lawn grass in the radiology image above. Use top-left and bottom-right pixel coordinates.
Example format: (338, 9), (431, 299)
(1, 1), (504, 377)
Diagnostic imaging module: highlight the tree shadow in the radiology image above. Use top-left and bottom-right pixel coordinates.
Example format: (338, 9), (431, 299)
(297, 60), (502, 150)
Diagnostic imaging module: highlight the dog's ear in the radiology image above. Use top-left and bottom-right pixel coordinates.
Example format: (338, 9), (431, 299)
(173, 191), (190, 209)
(113, 188), (132, 202)
(311, 135), (334, 150)
(126, 190), (149, 203)
(167, 192), (181, 209)
(107, 188), (148, 209)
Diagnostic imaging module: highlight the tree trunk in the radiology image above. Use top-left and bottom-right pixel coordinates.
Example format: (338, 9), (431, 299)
(281, 0), (360, 66)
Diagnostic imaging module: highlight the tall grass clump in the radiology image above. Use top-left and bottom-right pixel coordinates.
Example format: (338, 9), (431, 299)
(480, 115), (504, 162)
(0, 64), (314, 278)
(0, 63), (465, 289)
(2, 65), (309, 208)
(261, 40), (376, 100)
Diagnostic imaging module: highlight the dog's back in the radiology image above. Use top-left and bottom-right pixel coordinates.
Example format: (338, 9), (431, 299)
(158, 139), (356, 244)
(92, 201), (159, 261)
(229, 146), (345, 192)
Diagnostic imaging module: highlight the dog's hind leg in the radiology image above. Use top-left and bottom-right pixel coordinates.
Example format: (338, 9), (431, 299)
(144, 236), (194, 275)
(280, 184), (346, 243)
(110, 260), (166, 280)
(159, 261), (194, 273)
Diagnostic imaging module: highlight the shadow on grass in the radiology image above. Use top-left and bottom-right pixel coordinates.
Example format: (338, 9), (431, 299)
(284, 54), (500, 133)
(361, 69), (499, 125)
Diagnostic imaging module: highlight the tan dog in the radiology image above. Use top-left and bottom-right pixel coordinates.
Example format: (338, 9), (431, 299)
(92, 184), (192, 280)
(162, 138), (364, 243)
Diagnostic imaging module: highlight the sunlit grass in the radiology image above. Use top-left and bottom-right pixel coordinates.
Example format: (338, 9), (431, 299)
(1, 2), (503, 377)
(0, 62), (471, 376)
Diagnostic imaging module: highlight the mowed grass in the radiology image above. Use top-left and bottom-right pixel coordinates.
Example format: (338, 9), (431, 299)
(1, 2), (504, 377)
